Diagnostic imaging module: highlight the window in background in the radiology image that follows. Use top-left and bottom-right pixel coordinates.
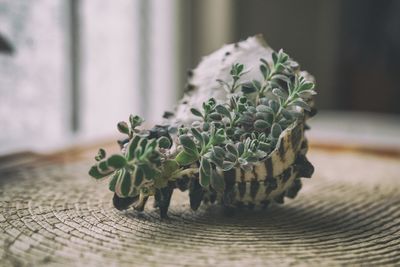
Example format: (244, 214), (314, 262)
(0, 0), (69, 154)
(0, 0), (182, 155)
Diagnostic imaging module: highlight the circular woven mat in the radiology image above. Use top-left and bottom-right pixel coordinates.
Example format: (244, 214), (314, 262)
(0, 148), (399, 266)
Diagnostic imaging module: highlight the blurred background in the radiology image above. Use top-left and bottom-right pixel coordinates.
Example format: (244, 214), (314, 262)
(0, 0), (399, 155)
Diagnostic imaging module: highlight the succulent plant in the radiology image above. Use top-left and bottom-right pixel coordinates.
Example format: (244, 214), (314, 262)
(89, 35), (316, 218)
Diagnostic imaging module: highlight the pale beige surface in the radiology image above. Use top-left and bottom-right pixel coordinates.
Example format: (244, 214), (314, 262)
(0, 148), (399, 266)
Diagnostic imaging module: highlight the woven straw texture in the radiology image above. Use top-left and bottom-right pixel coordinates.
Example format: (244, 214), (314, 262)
(0, 148), (399, 267)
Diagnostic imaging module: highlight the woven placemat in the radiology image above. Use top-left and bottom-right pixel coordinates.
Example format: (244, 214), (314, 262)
(0, 148), (399, 266)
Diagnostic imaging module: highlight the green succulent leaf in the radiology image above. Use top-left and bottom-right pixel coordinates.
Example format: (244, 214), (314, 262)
(117, 121), (130, 135)
(222, 161), (235, 171)
(299, 81), (315, 91)
(108, 170), (120, 191)
(210, 169), (225, 193)
(225, 143), (238, 157)
(134, 167), (144, 186)
(89, 165), (111, 179)
(120, 169), (132, 197)
(191, 127), (204, 145)
(179, 135), (199, 156)
(200, 157), (211, 177)
(241, 83), (257, 94)
(107, 154), (127, 169)
(190, 108), (203, 118)
(175, 150), (199, 166)
(158, 136), (171, 149)
(129, 115), (144, 128)
(199, 167), (210, 188)
(291, 99), (311, 111)
(254, 120), (270, 131)
(94, 148), (106, 161)
(163, 160), (180, 176)
(271, 123), (282, 138)
(215, 104), (231, 119)
(272, 88), (287, 99)
(126, 135), (141, 160)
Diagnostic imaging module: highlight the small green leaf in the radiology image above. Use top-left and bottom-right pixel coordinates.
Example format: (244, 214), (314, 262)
(260, 58), (268, 65)
(254, 120), (270, 131)
(292, 99), (311, 111)
(179, 135), (199, 156)
(117, 121), (130, 135)
(241, 83), (257, 94)
(271, 123), (282, 138)
(272, 51), (278, 65)
(95, 148), (106, 161)
(269, 100), (279, 114)
(208, 113), (222, 121)
(89, 165), (110, 179)
(213, 146), (225, 159)
(139, 138), (148, 151)
(215, 104), (231, 119)
(126, 135), (141, 160)
(200, 157), (211, 176)
(190, 108), (203, 118)
(252, 80), (262, 90)
(222, 161), (235, 171)
(108, 170), (120, 191)
(299, 90), (317, 98)
(158, 136), (171, 149)
(237, 143), (245, 156)
(225, 152), (237, 162)
(129, 115), (144, 128)
(256, 105), (273, 114)
(281, 109), (293, 120)
(273, 74), (291, 84)
(237, 63), (244, 74)
(134, 167), (144, 186)
(256, 150), (268, 158)
(120, 169), (131, 197)
(210, 169), (225, 193)
(175, 150), (199, 166)
(201, 132), (210, 145)
(272, 88), (287, 99)
(260, 64), (269, 79)
(202, 122), (210, 131)
(208, 151), (223, 167)
(225, 143), (238, 157)
(275, 63), (284, 73)
(191, 127), (204, 145)
(238, 158), (248, 165)
(213, 128), (226, 145)
(146, 139), (157, 150)
(199, 168), (210, 188)
(107, 154), (127, 169)
(162, 160), (180, 176)
(299, 81), (314, 91)
(256, 112), (268, 121)
(258, 142), (271, 152)
(97, 160), (109, 172)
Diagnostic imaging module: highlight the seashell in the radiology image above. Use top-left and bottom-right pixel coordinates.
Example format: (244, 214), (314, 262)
(92, 35), (317, 218)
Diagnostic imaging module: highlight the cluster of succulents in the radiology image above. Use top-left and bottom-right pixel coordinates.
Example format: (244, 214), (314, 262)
(89, 44), (316, 218)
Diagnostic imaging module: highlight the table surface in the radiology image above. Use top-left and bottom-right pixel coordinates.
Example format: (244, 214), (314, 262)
(0, 134), (399, 266)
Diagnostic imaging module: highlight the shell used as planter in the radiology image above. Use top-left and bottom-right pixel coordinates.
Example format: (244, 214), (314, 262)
(90, 35), (317, 217)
